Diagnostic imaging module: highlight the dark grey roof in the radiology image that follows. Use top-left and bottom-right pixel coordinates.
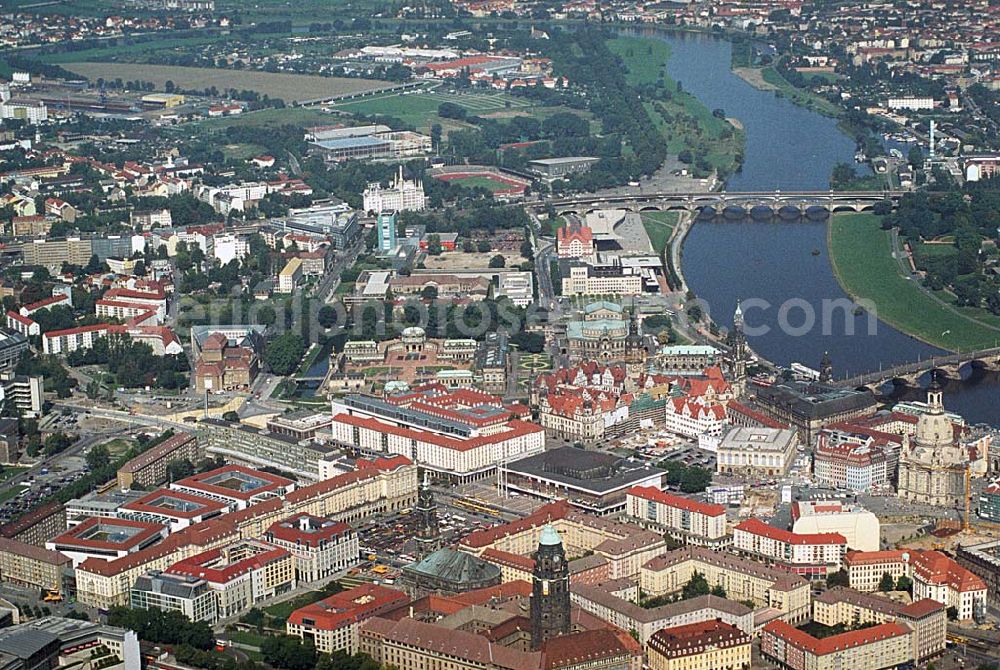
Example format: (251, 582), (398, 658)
(753, 381), (876, 420)
(507, 447), (662, 495)
(0, 630), (59, 659)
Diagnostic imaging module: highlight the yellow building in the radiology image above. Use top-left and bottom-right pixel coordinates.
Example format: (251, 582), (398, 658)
(813, 587), (946, 663)
(459, 500), (665, 580)
(646, 620), (751, 670)
(75, 458), (417, 608)
(641, 546), (811, 625)
(278, 257), (303, 293)
(762, 619), (914, 670)
(141, 93), (185, 108)
(0, 537), (70, 592)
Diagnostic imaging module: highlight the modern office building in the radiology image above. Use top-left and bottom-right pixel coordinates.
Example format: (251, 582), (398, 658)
(376, 210), (398, 253)
(131, 570), (218, 623)
(200, 420), (336, 480)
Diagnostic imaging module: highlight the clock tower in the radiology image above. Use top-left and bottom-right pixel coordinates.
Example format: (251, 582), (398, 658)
(530, 524), (571, 649)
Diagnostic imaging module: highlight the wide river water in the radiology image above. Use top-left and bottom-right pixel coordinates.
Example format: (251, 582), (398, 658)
(634, 29), (1000, 425)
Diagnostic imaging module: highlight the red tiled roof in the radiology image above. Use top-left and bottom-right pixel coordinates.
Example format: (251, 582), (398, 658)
(332, 413), (543, 452)
(541, 629), (633, 669)
(266, 514), (351, 548)
(460, 501), (572, 549)
(21, 293), (70, 312)
(557, 224), (593, 246)
(629, 486), (725, 517)
(726, 401), (790, 429)
(422, 56), (511, 72)
(735, 518), (846, 546)
(0, 537), (70, 566)
(763, 619), (910, 656)
(43, 323), (111, 339)
(120, 489), (228, 519)
(481, 547), (535, 571)
(450, 579), (533, 606)
(648, 619), (750, 656)
(103, 287), (166, 301)
(172, 465), (294, 501)
(167, 543), (290, 584)
(844, 550), (908, 566)
(6, 310), (36, 326)
(118, 432), (196, 474)
(287, 583), (408, 630)
(899, 598), (946, 618)
(48, 516), (165, 552)
(909, 550), (986, 593)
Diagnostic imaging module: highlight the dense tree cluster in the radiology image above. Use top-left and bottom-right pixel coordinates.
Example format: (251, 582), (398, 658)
(656, 459), (713, 493)
(16, 355), (77, 398)
(884, 186), (1000, 313)
(265, 332), (306, 375)
(107, 607), (214, 650)
(541, 27), (667, 184)
(398, 203), (529, 237)
(67, 334), (189, 389)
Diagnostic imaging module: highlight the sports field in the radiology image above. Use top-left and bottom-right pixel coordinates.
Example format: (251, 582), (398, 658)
(331, 90), (539, 131)
(62, 63), (389, 103)
(434, 170), (529, 196)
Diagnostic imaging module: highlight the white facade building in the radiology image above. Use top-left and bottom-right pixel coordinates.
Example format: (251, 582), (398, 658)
(362, 168), (426, 214)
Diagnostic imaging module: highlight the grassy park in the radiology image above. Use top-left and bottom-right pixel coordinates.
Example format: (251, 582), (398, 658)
(641, 211), (680, 252)
(828, 213), (1000, 352)
(608, 36), (744, 178)
(760, 66), (843, 117)
(442, 175), (511, 192)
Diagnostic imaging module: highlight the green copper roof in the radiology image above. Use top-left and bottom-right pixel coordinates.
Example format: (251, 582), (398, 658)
(584, 301), (623, 314)
(539, 524), (562, 546)
(402, 548), (501, 584)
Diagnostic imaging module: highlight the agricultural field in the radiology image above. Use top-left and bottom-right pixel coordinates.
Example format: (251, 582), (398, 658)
(190, 107), (336, 130)
(829, 213), (1000, 352)
(62, 63), (390, 103)
(40, 35), (224, 64)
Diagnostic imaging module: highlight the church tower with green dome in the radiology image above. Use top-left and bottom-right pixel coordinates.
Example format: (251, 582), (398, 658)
(530, 524), (571, 649)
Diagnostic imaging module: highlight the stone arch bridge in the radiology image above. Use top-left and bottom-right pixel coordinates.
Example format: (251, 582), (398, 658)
(837, 347), (1000, 391)
(542, 190), (903, 218)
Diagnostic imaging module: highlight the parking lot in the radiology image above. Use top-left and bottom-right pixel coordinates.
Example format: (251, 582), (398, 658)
(0, 456), (89, 525)
(348, 501), (507, 586)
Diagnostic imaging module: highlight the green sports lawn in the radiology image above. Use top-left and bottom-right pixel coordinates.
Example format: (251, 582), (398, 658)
(330, 91), (532, 131)
(441, 175), (510, 192)
(828, 213), (1000, 352)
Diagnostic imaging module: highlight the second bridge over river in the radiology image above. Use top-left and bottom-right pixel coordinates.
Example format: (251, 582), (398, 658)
(541, 189), (904, 218)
